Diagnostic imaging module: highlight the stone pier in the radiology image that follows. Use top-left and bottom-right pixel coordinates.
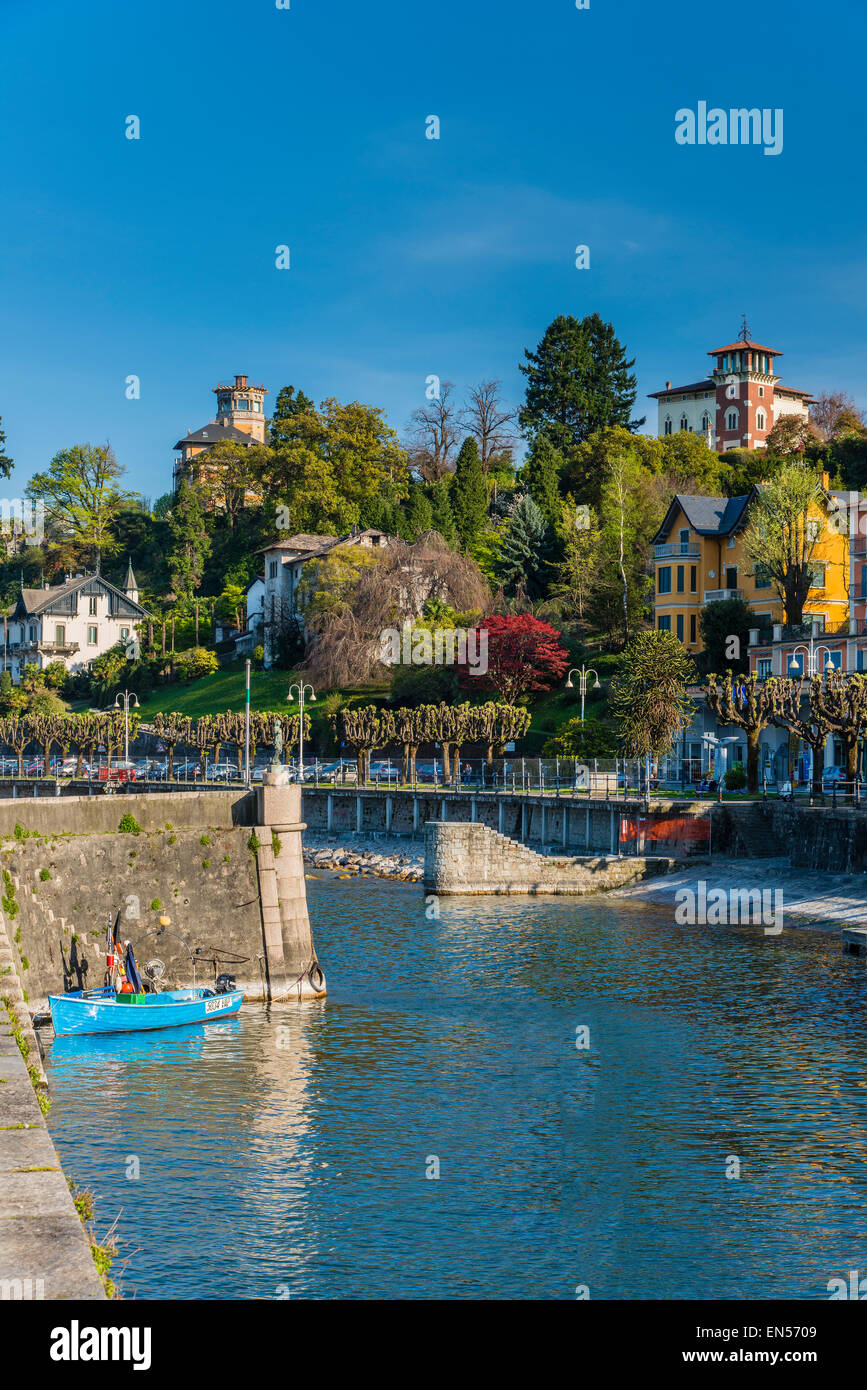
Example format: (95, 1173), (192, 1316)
(255, 780), (326, 1000)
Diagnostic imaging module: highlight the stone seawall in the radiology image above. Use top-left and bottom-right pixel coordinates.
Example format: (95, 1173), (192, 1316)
(424, 821), (673, 895)
(711, 803), (867, 872)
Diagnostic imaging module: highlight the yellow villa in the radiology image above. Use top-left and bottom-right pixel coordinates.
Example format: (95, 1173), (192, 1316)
(651, 478), (850, 652)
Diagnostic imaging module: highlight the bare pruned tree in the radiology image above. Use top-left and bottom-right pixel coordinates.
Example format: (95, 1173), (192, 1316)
(303, 533), (491, 687)
(406, 381), (459, 482)
(461, 380), (517, 472)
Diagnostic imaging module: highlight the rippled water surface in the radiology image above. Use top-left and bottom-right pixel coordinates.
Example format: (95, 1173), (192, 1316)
(44, 875), (867, 1299)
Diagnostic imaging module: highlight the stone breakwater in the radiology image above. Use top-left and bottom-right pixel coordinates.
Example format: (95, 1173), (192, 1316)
(302, 834), (424, 883)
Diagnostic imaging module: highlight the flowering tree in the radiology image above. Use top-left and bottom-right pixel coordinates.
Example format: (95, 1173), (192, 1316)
(465, 614), (570, 704)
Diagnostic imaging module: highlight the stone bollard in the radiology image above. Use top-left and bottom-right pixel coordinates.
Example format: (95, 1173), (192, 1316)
(255, 775), (326, 1001)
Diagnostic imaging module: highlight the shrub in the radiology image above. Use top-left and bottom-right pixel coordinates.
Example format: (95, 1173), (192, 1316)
(149, 898), (162, 911)
(175, 647), (219, 682)
(252, 644), (265, 669)
(723, 761), (748, 791)
(200, 834), (211, 847)
(39, 868), (51, 881)
(118, 813), (141, 835)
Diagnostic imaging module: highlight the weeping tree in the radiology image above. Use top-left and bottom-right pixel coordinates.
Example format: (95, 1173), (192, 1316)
(705, 671), (781, 792)
(808, 669), (867, 782)
(767, 676), (834, 797)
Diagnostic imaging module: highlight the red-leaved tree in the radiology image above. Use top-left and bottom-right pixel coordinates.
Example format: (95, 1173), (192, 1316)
(462, 614), (570, 703)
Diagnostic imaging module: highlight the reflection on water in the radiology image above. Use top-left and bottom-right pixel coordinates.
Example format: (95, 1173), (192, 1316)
(45, 875), (867, 1299)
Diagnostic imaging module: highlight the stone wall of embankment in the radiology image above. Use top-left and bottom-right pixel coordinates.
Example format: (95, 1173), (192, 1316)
(711, 802), (867, 872)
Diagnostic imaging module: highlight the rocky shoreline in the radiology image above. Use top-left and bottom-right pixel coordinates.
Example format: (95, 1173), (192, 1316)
(302, 833), (424, 883)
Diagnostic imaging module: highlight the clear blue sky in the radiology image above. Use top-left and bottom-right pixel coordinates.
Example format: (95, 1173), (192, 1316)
(2, 0), (866, 501)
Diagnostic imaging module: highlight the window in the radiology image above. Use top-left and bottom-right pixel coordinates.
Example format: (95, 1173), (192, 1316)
(701, 413), (711, 433)
(238, 399), (250, 410)
(658, 567), (672, 594)
(758, 658), (772, 679)
(88, 596), (97, 616)
(87, 626), (98, 646)
(807, 519), (819, 542)
(664, 417), (672, 435)
(268, 560), (278, 579)
(28, 625), (36, 642)
(120, 627), (129, 641)
(676, 566), (685, 593)
(726, 567), (738, 589)
(690, 565), (697, 593)
(658, 615), (671, 632)
(690, 614), (697, 644)
(810, 565), (826, 589)
(755, 564), (771, 589)
(858, 650), (867, 672)
(679, 527), (690, 553)
(727, 409), (738, 430)
(756, 411), (765, 430)
(680, 415), (689, 431)
(727, 535), (736, 548)
(861, 567), (867, 600)
(55, 625), (65, 646)
(823, 650), (843, 671)
(676, 614), (684, 642)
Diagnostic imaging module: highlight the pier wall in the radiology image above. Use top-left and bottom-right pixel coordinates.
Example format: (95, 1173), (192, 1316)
(424, 821), (673, 895)
(711, 803), (867, 871)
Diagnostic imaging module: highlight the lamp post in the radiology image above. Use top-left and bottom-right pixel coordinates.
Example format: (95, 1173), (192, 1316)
(114, 688), (140, 766)
(788, 642), (836, 680)
(565, 666), (601, 725)
(288, 681), (316, 780)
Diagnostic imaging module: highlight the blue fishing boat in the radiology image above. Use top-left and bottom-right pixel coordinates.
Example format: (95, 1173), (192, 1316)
(49, 912), (243, 1036)
(49, 984), (244, 1036)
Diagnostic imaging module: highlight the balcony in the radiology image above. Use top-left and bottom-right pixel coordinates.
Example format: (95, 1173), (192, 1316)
(704, 589), (743, 603)
(2, 639), (80, 657)
(654, 542), (700, 559)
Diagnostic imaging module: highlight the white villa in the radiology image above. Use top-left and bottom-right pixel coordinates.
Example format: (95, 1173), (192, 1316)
(1, 564), (148, 684)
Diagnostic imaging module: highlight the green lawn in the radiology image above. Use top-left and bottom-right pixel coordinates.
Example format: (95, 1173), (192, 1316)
(133, 663), (390, 722)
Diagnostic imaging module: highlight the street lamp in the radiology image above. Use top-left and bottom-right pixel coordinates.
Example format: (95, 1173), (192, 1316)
(565, 665), (601, 725)
(788, 638), (837, 680)
(288, 681), (316, 780)
(114, 688), (140, 766)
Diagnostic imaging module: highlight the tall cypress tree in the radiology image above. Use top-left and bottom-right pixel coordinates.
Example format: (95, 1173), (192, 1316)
(519, 313), (643, 460)
(521, 433), (563, 524)
(429, 480), (458, 546)
(497, 494), (554, 599)
(451, 436), (487, 548)
(405, 482), (434, 539)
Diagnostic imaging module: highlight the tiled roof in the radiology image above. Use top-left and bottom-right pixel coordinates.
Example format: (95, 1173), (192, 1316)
(648, 380), (715, 398)
(708, 340), (782, 355)
(174, 422), (254, 448)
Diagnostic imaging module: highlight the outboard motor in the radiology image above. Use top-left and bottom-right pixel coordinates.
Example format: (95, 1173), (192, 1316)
(214, 973), (236, 995)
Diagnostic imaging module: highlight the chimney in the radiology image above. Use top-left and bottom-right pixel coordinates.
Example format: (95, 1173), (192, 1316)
(235, 374), (247, 389)
(666, 381), (671, 389)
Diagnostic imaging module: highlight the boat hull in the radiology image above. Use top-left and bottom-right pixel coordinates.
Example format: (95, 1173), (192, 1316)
(48, 986), (244, 1037)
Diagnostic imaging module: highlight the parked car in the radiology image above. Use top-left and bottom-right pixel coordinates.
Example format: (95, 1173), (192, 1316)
(822, 766), (847, 786)
(368, 760), (400, 784)
(208, 762), (240, 783)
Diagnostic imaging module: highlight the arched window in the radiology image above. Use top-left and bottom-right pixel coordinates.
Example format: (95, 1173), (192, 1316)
(664, 417), (672, 435)
(756, 410), (765, 430)
(701, 413), (711, 433)
(726, 409), (738, 431)
(680, 415), (689, 431)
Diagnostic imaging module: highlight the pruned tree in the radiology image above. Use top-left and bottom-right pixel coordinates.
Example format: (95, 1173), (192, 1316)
(705, 671), (780, 792)
(152, 713), (192, 779)
(767, 676), (834, 797)
(807, 669), (867, 782)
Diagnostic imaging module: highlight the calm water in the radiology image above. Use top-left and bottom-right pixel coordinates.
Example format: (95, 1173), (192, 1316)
(44, 874), (867, 1300)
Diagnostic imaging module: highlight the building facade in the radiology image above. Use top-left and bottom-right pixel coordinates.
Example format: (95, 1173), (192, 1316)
(648, 328), (813, 451)
(1, 566), (147, 684)
(651, 484), (850, 655)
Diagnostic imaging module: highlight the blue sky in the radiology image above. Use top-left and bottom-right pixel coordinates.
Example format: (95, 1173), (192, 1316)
(2, 0), (866, 501)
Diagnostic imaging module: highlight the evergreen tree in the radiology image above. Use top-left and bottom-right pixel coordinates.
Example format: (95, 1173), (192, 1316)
(428, 480), (457, 546)
(497, 494), (554, 599)
(451, 437), (487, 548)
(167, 481), (212, 602)
(268, 385), (316, 450)
(519, 313), (643, 463)
(405, 482), (434, 539)
(521, 433), (563, 524)
(0, 417), (12, 480)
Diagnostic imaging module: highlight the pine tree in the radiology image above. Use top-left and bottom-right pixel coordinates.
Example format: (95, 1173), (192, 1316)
(521, 433), (562, 524)
(497, 495), (554, 599)
(428, 480), (457, 546)
(519, 313), (643, 461)
(405, 482), (434, 539)
(167, 481), (212, 602)
(0, 417), (12, 480)
(451, 437), (487, 547)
